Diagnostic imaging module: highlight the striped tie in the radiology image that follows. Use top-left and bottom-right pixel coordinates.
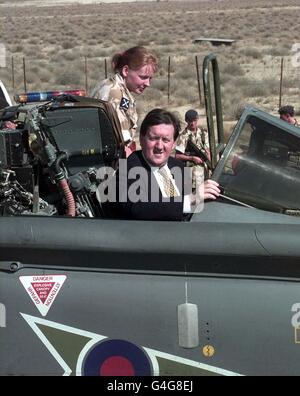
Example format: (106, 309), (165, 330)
(158, 168), (179, 198)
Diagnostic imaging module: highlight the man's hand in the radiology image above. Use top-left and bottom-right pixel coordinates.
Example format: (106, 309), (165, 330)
(192, 155), (203, 165)
(3, 121), (17, 129)
(124, 141), (136, 158)
(125, 145), (133, 158)
(203, 179), (220, 200)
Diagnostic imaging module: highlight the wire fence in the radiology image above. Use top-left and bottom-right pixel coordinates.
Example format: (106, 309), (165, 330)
(1, 54), (299, 114)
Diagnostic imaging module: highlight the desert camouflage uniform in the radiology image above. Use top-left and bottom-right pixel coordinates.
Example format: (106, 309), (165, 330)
(91, 73), (138, 144)
(176, 127), (210, 187)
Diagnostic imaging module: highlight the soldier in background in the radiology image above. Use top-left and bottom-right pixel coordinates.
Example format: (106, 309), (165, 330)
(278, 105), (299, 126)
(91, 46), (158, 157)
(175, 109), (210, 187)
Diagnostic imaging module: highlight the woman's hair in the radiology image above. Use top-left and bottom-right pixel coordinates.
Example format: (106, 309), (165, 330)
(112, 46), (158, 73)
(140, 108), (181, 140)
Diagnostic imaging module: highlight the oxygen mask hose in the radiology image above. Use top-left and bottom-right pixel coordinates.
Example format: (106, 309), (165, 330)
(53, 153), (76, 217)
(58, 178), (76, 217)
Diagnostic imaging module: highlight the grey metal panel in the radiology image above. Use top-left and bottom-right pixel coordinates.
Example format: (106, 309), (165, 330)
(1, 209), (300, 278)
(188, 276), (300, 376)
(1, 267), (300, 376)
(1, 209), (300, 375)
(256, 224), (300, 256)
(0, 214), (264, 257)
(192, 201), (300, 225)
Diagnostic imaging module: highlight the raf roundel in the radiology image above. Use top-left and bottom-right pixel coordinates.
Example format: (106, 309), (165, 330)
(82, 339), (153, 376)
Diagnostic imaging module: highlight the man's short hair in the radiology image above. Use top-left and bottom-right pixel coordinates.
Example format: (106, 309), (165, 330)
(278, 105), (295, 117)
(140, 108), (181, 140)
(185, 109), (199, 122)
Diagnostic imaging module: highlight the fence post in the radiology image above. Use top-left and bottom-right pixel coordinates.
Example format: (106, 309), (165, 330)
(104, 58), (108, 79)
(84, 56), (88, 93)
(279, 57), (284, 109)
(11, 56), (15, 91)
(22, 57), (27, 93)
(195, 55), (202, 106)
(167, 56), (171, 105)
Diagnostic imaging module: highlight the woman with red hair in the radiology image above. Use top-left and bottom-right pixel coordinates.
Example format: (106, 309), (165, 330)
(91, 46), (158, 156)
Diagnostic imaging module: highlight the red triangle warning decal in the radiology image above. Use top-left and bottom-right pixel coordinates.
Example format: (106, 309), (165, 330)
(31, 282), (56, 304)
(19, 275), (66, 317)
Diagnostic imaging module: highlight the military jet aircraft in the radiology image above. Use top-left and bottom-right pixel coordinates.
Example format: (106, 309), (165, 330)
(1, 55), (300, 376)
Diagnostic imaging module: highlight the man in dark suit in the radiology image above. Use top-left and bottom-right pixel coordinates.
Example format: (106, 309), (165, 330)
(115, 108), (220, 221)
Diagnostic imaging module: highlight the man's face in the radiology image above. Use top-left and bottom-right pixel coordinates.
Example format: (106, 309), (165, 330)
(281, 113), (296, 125)
(187, 118), (198, 132)
(140, 123), (176, 167)
(123, 64), (155, 95)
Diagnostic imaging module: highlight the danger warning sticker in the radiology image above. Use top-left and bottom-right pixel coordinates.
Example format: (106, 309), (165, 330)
(19, 275), (67, 317)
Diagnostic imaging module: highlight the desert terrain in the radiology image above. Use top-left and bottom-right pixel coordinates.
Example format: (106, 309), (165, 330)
(0, 0), (300, 132)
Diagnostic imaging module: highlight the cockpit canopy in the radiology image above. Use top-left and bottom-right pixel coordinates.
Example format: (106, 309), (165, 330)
(213, 107), (300, 216)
